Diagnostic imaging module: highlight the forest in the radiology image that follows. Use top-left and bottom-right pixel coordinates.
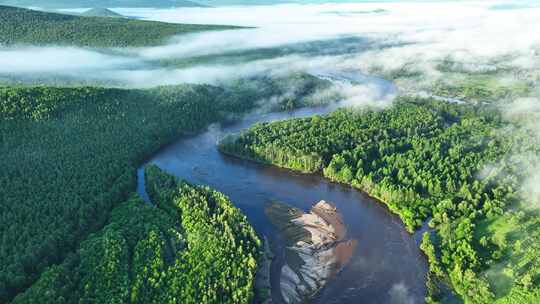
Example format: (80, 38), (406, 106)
(11, 165), (260, 304)
(0, 5), (235, 47)
(0, 72), (335, 302)
(0, 84), (249, 302)
(219, 97), (540, 303)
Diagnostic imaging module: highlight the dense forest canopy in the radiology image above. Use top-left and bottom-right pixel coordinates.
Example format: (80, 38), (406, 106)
(0, 5), (235, 47)
(0, 0), (205, 9)
(0, 84), (257, 302)
(12, 166), (260, 304)
(219, 98), (540, 303)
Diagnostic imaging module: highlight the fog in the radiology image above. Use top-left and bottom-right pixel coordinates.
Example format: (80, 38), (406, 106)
(2, 1), (539, 93)
(500, 97), (540, 208)
(119, 2), (540, 64)
(0, 47), (139, 74)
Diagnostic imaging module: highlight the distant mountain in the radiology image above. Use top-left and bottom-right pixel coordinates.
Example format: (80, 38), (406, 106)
(195, 0), (280, 5)
(81, 7), (123, 17)
(196, 0), (425, 6)
(0, 0), (206, 9)
(195, 0), (331, 5)
(0, 5), (237, 47)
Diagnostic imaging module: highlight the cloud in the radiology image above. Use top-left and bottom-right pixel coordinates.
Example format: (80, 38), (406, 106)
(310, 70), (397, 108)
(518, 154), (540, 208)
(0, 47), (139, 74)
(498, 97), (540, 208)
(1, 1), (539, 94)
(117, 2), (540, 58)
(503, 97), (540, 120)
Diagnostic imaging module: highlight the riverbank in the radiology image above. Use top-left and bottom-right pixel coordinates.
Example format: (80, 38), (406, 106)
(218, 135), (324, 174)
(255, 235), (274, 304)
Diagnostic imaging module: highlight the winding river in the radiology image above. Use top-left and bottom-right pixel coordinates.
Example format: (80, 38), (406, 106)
(137, 73), (429, 304)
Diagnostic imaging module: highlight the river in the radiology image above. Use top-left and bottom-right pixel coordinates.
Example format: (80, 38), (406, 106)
(136, 73), (428, 304)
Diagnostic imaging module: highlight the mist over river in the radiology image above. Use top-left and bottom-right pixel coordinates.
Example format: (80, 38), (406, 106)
(137, 74), (428, 304)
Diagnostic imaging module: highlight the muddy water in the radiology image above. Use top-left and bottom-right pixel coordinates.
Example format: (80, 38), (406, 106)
(137, 75), (428, 303)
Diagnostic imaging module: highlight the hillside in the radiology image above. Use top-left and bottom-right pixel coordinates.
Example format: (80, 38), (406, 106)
(80, 7), (123, 18)
(0, 0), (205, 9)
(0, 5), (235, 47)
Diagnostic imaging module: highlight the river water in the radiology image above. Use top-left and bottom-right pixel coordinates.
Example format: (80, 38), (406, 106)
(137, 73), (428, 304)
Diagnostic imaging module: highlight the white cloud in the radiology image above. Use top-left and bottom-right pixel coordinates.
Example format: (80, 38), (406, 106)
(0, 47), (138, 74)
(500, 97), (540, 208)
(1, 1), (539, 90)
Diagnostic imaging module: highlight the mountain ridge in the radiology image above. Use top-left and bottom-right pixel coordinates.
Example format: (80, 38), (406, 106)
(0, 5), (237, 47)
(0, 0), (206, 9)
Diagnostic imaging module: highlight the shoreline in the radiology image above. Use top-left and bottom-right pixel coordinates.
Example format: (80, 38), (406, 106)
(220, 147), (417, 233)
(255, 235), (274, 304)
(218, 140), (322, 174)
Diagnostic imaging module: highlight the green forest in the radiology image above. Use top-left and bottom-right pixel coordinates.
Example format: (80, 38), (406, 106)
(0, 5), (235, 47)
(0, 72), (334, 302)
(12, 165), (260, 304)
(219, 98), (540, 303)
(0, 84), (250, 302)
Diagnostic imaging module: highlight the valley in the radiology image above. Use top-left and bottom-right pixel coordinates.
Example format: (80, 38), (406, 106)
(1, 2), (539, 304)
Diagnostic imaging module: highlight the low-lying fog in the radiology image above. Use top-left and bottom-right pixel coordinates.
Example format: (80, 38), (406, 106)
(1, 1), (539, 90)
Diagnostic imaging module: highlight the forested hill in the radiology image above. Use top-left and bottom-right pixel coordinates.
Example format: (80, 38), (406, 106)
(0, 5), (235, 47)
(0, 0), (205, 9)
